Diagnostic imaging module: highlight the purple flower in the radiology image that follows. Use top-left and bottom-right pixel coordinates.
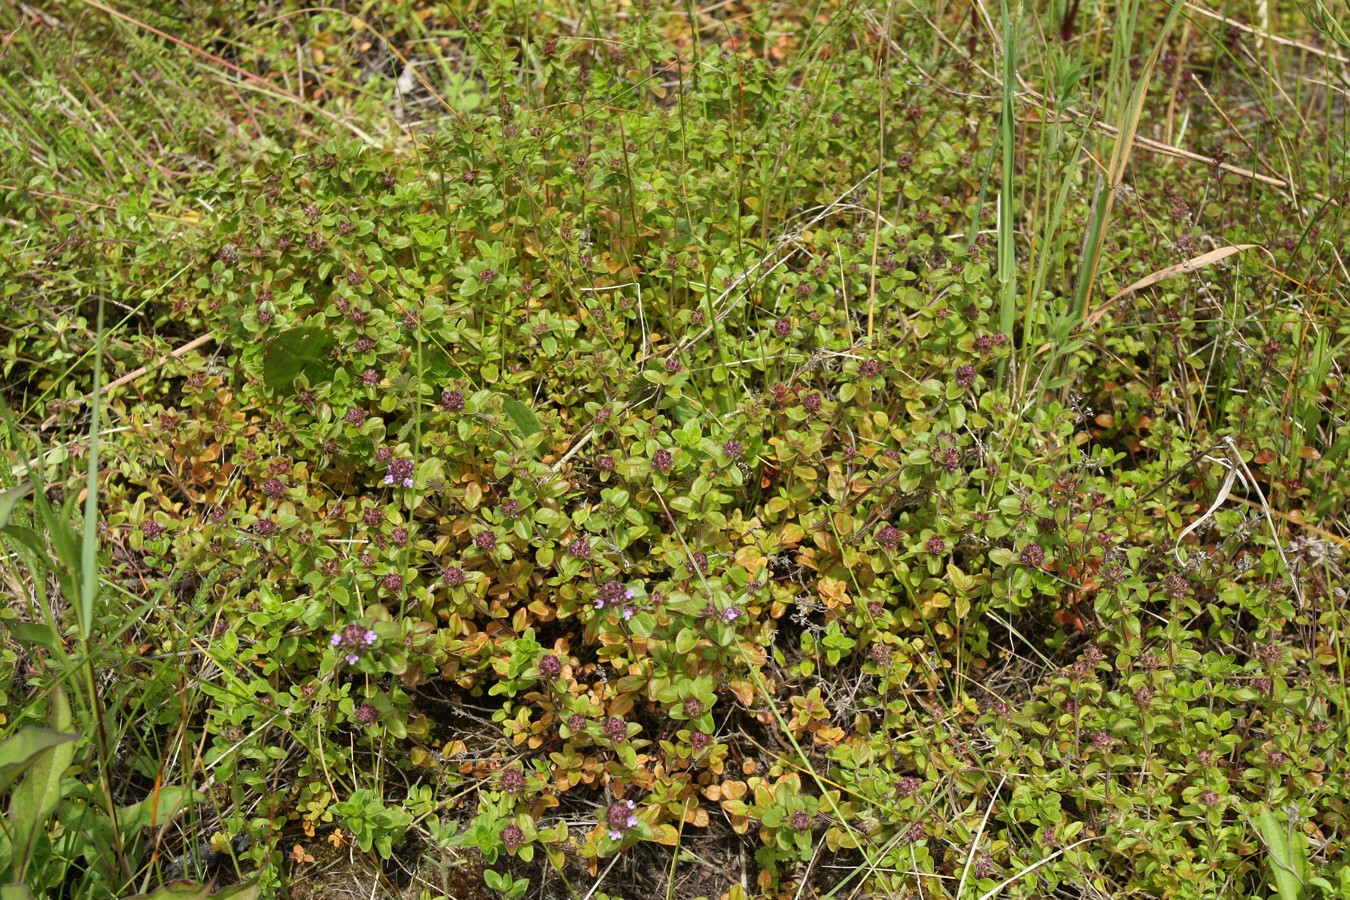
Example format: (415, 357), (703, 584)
(876, 524), (902, 548)
(363, 507), (384, 527)
(253, 518), (277, 538)
(360, 368), (380, 386)
(1020, 542), (1046, 566)
(803, 393), (822, 413)
(606, 799), (638, 840)
(926, 536), (946, 555)
(539, 654), (561, 678)
(331, 623), (378, 664)
(955, 364), (976, 388)
(597, 455), (616, 471)
(441, 389), (464, 411)
(664, 356), (682, 374)
(689, 730), (711, 752)
(140, 520), (165, 539)
(501, 768), (525, 794)
(723, 440), (744, 459)
(685, 552), (709, 575)
(683, 698), (703, 718)
(568, 536), (591, 558)
(381, 573), (404, 593)
(262, 477), (286, 497)
(652, 448), (674, 474)
(595, 580), (635, 612)
(344, 408), (367, 426)
(721, 607), (741, 623)
(354, 704), (378, 727)
(474, 530), (497, 551)
(775, 318), (792, 337)
(442, 566), (466, 586)
(859, 359), (881, 378)
(603, 716), (627, 743)
(383, 458), (414, 488)
(501, 823), (525, 852)
(789, 810), (811, 832)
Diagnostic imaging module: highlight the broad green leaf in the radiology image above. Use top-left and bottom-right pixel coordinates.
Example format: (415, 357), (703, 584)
(261, 327), (337, 392)
(501, 397), (541, 439)
(8, 687), (75, 881)
(0, 884), (36, 900)
(0, 728), (78, 795)
(1255, 805), (1309, 900)
(0, 484), (32, 530)
(117, 785), (201, 837)
(126, 878), (260, 900)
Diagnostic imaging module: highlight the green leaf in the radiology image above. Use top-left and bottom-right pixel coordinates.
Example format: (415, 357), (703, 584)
(0, 484), (32, 530)
(8, 687), (76, 882)
(0, 884), (36, 900)
(501, 397), (542, 439)
(117, 785), (201, 837)
(0, 728), (78, 795)
(125, 877), (261, 900)
(674, 628), (699, 655)
(262, 327), (337, 392)
(1255, 804), (1309, 900)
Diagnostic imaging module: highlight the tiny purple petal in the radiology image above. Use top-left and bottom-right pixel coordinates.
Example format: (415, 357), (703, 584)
(364, 629), (377, 645)
(345, 653), (359, 665)
(331, 633), (341, 646)
(608, 829), (622, 841)
(383, 474), (395, 485)
(402, 477), (414, 488)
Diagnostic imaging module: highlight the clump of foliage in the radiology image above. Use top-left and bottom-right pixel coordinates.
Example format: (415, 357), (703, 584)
(2, 0), (1349, 898)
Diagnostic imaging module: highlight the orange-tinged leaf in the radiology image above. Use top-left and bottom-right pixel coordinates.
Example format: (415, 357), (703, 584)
(728, 679), (756, 706)
(651, 824), (680, 845)
(291, 844), (314, 864)
(718, 780), (747, 801)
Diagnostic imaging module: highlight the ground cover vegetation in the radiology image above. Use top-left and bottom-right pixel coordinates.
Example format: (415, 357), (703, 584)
(1, 0), (1348, 897)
